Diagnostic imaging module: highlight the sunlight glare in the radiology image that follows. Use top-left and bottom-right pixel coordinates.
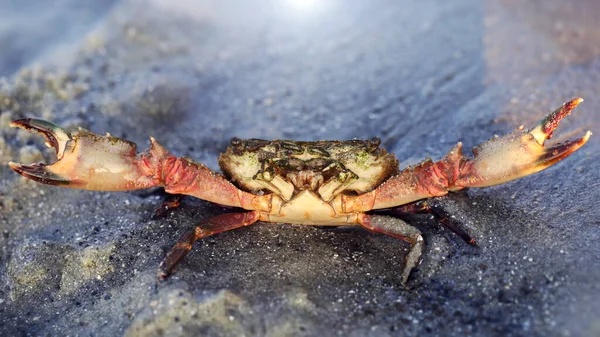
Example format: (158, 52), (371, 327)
(287, 0), (320, 11)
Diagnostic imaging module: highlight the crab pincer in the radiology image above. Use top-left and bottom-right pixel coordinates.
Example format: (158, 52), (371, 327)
(9, 119), (73, 185)
(454, 98), (591, 188)
(363, 98), (591, 212)
(9, 118), (150, 190)
(9, 118), (270, 211)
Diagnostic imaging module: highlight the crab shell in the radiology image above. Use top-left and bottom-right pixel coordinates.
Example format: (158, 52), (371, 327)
(218, 138), (400, 225)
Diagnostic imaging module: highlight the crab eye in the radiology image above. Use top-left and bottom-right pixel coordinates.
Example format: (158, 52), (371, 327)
(367, 137), (381, 150)
(308, 147), (330, 157)
(280, 141), (303, 154)
(230, 137), (243, 148)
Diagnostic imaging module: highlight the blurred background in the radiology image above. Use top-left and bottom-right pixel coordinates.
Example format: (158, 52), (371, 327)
(0, 1), (598, 336)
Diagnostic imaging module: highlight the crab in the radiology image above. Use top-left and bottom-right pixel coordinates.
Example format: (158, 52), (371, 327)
(8, 98), (591, 284)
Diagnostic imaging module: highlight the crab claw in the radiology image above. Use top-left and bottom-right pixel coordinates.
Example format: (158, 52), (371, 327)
(456, 98), (591, 188)
(9, 119), (73, 185)
(9, 118), (153, 190)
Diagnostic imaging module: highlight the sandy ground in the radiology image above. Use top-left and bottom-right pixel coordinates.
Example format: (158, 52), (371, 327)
(0, 0), (599, 336)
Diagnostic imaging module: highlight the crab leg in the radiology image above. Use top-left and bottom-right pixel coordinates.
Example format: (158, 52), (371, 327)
(342, 98), (592, 211)
(8, 119), (271, 211)
(159, 211), (260, 277)
(388, 200), (477, 245)
(358, 214), (424, 284)
(153, 194), (186, 218)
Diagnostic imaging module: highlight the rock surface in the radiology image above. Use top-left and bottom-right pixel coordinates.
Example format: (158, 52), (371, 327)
(1, 0), (599, 336)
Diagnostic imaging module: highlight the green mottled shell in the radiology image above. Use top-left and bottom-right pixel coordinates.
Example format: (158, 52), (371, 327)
(219, 138), (399, 198)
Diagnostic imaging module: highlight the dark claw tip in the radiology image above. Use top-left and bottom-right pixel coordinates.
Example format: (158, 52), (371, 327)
(9, 118), (32, 128)
(10, 118), (72, 158)
(157, 264), (171, 280)
(9, 161), (81, 186)
(537, 131), (592, 167)
(542, 98), (583, 139)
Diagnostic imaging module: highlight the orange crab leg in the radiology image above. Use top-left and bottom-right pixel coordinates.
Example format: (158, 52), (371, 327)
(159, 211), (260, 277)
(140, 137), (271, 211)
(8, 119), (271, 211)
(343, 98), (591, 212)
